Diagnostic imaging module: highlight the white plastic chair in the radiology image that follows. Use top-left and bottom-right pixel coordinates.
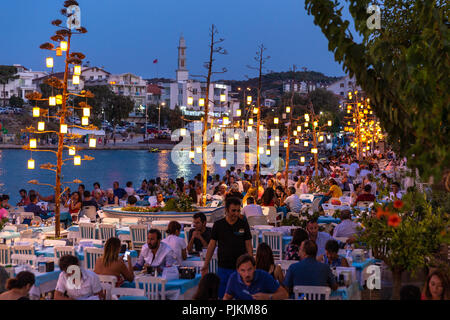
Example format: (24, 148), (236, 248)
(335, 266), (357, 284)
(266, 207), (282, 227)
(180, 260), (203, 274)
(293, 286), (331, 300)
(2, 225), (17, 232)
(81, 206), (98, 222)
(247, 215), (268, 227)
(183, 227), (192, 248)
(84, 247), (104, 271)
(79, 222), (97, 240)
(98, 275), (117, 300)
(250, 230), (260, 255)
(54, 246), (76, 261)
(19, 212), (35, 224)
(321, 203), (335, 216)
(130, 224), (148, 251)
(135, 276), (167, 300)
(311, 197), (321, 213)
(0, 244), (11, 266)
(262, 231), (283, 260)
(11, 254), (37, 267)
(19, 229), (34, 239)
(152, 225), (168, 240)
(209, 254), (218, 274)
(112, 287), (147, 300)
(12, 245), (35, 255)
(275, 259), (297, 275)
(99, 224), (117, 244)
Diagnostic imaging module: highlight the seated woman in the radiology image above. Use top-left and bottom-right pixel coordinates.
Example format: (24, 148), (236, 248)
(193, 273), (220, 300)
(0, 271), (35, 300)
(65, 192), (82, 223)
(162, 221), (187, 265)
(255, 243), (284, 284)
(94, 237), (134, 287)
(319, 240), (349, 267)
(55, 255), (104, 300)
(261, 187), (276, 207)
(284, 228), (309, 261)
(322, 179), (343, 203)
(105, 189), (119, 206)
(421, 270), (449, 300)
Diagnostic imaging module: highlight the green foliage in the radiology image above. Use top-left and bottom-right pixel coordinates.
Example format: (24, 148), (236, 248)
(0, 65), (19, 107)
(9, 95), (24, 108)
(304, 0), (450, 183)
(356, 192), (450, 276)
(122, 194), (194, 213)
(0, 217), (8, 231)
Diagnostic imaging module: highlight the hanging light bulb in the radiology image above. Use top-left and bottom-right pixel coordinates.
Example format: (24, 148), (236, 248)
(223, 117), (229, 125)
(248, 119), (254, 125)
(56, 95), (63, 105)
(29, 139), (37, 149)
(293, 130), (298, 136)
(270, 139), (275, 146)
(60, 124), (68, 134)
(74, 65), (81, 76)
(319, 136), (324, 142)
(196, 146), (202, 153)
(214, 132), (220, 142)
(60, 41), (68, 51)
(83, 108), (90, 117)
(266, 149), (271, 155)
(228, 137), (234, 145)
(311, 148), (318, 154)
(304, 122), (309, 128)
(89, 138), (97, 148)
(313, 121), (318, 127)
(33, 107), (40, 117)
(81, 117), (89, 126)
(247, 126), (252, 132)
(297, 125), (301, 132)
(305, 114), (310, 122)
(28, 159), (35, 170)
(286, 106), (291, 113)
(69, 147), (76, 156)
(284, 141), (288, 148)
(220, 159), (227, 167)
(56, 47), (62, 56)
(304, 141), (309, 147)
(49, 96), (56, 106)
(259, 125), (264, 131)
(247, 96), (252, 104)
(274, 117), (279, 124)
(74, 155), (81, 166)
(72, 75), (80, 85)
(180, 128), (186, 136)
(295, 138), (299, 144)
(46, 57), (54, 68)
(253, 107), (258, 114)
(328, 120), (332, 126)
(37, 122), (45, 131)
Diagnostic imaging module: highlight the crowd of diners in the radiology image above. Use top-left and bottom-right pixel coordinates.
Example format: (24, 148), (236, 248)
(0, 146), (448, 300)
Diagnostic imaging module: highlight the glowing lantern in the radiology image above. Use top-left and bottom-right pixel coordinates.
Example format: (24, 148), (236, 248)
(266, 149), (271, 156)
(220, 94), (226, 102)
(187, 97), (193, 105)
(189, 150), (195, 159)
(74, 155), (81, 166)
(49, 96), (56, 106)
(180, 128), (186, 136)
(69, 147), (76, 156)
(199, 98), (205, 106)
(300, 157), (305, 163)
(286, 106), (291, 113)
(46, 57), (53, 68)
(28, 159), (35, 170)
(249, 119), (254, 125)
(60, 124), (68, 134)
(284, 141), (288, 148)
(196, 147), (201, 153)
(83, 108), (90, 117)
(56, 95), (62, 105)
(214, 132), (220, 142)
(295, 138), (299, 144)
(74, 65), (81, 75)
(33, 107), (40, 117)
(56, 47), (62, 56)
(236, 109), (241, 117)
(81, 117), (89, 126)
(72, 75), (80, 85)
(89, 138), (96, 148)
(270, 139), (275, 146)
(328, 120), (332, 126)
(311, 148), (318, 154)
(37, 122), (45, 131)
(30, 139), (37, 149)
(220, 159), (227, 167)
(304, 141), (309, 147)
(60, 41), (68, 51)
(274, 117), (279, 124)
(253, 107), (259, 114)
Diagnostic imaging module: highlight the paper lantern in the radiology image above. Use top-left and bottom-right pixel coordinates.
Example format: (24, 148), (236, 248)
(74, 155), (81, 166)
(33, 107), (40, 117)
(28, 159), (35, 170)
(30, 139), (37, 149)
(37, 122), (45, 131)
(81, 117), (89, 126)
(89, 138), (96, 148)
(60, 124), (68, 134)
(46, 57), (53, 68)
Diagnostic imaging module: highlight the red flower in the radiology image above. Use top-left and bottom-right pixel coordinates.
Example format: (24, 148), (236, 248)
(393, 200), (404, 209)
(388, 214), (402, 227)
(376, 207), (390, 219)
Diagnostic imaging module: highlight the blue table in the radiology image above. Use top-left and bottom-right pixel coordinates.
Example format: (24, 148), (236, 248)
(128, 273), (202, 297)
(318, 216), (341, 224)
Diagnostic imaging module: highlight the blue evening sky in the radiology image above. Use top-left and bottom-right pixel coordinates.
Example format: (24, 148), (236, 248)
(0, 0), (355, 80)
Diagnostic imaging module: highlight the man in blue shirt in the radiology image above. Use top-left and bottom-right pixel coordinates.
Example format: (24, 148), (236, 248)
(224, 254), (288, 300)
(113, 181), (127, 200)
(283, 240), (338, 298)
(24, 194), (53, 223)
(307, 218), (335, 257)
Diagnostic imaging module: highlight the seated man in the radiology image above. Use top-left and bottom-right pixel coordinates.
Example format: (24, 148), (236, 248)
(127, 195), (138, 207)
(353, 184), (376, 206)
(282, 187), (302, 213)
(241, 197), (264, 219)
(133, 229), (176, 274)
(283, 240), (338, 297)
(187, 212), (212, 254)
(24, 194), (53, 223)
(156, 193), (165, 207)
(81, 191), (99, 211)
(224, 254), (288, 300)
(332, 210), (359, 239)
(306, 218), (335, 257)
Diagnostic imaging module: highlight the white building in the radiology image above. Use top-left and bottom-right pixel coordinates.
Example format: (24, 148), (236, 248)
(157, 35), (232, 116)
(108, 73), (147, 107)
(0, 64), (47, 104)
(326, 75), (362, 100)
(81, 67), (111, 86)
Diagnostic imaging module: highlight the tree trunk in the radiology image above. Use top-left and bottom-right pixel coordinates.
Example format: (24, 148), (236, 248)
(391, 268), (403, 300)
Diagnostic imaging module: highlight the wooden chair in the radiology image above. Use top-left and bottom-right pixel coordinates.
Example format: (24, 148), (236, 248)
(135, 276), (167, 300)
(247, 215), (269, 227)
(84, 247), (104, 271)
(0, 244), (11, 266)
(209, 254), (218, 274)
(99, 224), (117, 244)
(79, 222), (97, 240)
(54, 246), (76, 262)
(111, 287), (147, 300)
(262, 231), (283, 260)
(293, 286), (331, 300)
(81, 206), (98, 222)
(152, 225), (168, 240)
(180, 260), (203, 274)
(129, 224), (148, 251)
(98, 275), (117, 300)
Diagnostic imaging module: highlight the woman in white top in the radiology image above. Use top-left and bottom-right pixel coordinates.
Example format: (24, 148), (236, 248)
(54, 255), (104, 300)
(162, 221), (187, 265)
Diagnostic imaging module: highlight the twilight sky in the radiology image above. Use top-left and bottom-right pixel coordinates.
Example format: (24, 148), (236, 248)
(0, 0), (353, 80)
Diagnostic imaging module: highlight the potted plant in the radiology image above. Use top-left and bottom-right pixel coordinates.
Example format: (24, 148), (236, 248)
(356, 190), (449, 299)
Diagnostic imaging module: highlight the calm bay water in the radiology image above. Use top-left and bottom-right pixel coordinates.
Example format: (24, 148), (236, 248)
(0, 149), (230, 205)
